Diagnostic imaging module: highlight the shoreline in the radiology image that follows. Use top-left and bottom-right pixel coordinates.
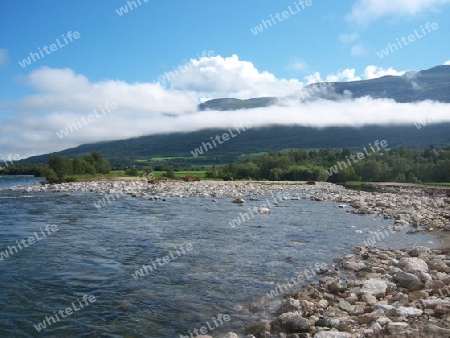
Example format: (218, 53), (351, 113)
(243, 245), (450, 338)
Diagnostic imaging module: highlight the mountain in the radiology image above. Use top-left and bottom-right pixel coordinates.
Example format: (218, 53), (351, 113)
(198, 97), (276, 111)
(199, 65), (450, 111)
(24, 124), (450, 167)
(22, 65), (450, 167)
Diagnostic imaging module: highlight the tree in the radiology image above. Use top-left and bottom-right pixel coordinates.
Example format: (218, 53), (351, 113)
(48, 156), (72, 179)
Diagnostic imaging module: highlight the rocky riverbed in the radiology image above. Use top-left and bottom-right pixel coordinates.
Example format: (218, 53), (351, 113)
(4, 180), (450, 232)
(241, 245), (450, 338)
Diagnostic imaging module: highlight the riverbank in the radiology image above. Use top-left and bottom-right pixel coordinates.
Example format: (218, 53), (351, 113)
(4, 180), (449, 233)
(242, 245), (450, 338)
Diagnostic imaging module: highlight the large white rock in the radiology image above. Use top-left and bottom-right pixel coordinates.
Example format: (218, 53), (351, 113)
(360, 279), (387, 297)
(386, 322), (409, 334)
(401, 257), (429, 273)
(396, 306), (423, 317)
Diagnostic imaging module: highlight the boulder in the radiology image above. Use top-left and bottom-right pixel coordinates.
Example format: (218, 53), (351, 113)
(393, 271), (424, 291)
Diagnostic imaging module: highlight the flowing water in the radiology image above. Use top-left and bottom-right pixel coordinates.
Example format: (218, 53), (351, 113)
(0, 176), (433, 337)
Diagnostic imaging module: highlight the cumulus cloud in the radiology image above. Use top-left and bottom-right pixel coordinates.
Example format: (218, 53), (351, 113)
(444, 60), (450, 65)
(364, 66), (406, 79)
(169, 55), (305, 100)
(347, 0), (450, 25)
(0, 48), (8, 67)
(306, 65), (405, 83)
(10, 67), (197, 114)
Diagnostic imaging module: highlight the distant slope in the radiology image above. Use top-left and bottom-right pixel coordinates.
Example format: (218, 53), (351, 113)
(23, 124), (450, 166)
(198, 97), (276, 111)
(199, 65), (450, 111)
(331, 66), (450, 103)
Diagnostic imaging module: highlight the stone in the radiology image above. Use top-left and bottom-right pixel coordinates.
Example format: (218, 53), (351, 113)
(416, 299), (450, 309)
(351, 304), (366, 315)
(232, 198), (245, 204)
(316, 300), (328, 309)
(428, 258), (448, 272)
(338, 300), (354, 313)
(328, 282), (347, 294)
(426, 280), (445, 290)
(277, 299), (302, 314)
(223, 334), (238, 338)
(362, 293), (377, 306)
(245, 322), (270, 337)
(408, 290), (429, 302)
(315, 318), (330, 327)
(342, 261), (365, 271)
(396, 306), (423, 317)
(271, 312), (311, 334)
(374, 303), (396, 316)
(410, 246), (431, 257)
(393, 271), (424, 291)
(360, 279), (387, 297)
(401, 257), (428, 273)
(329, 319), (340, 328)
(434, 305), (448, 315)
(386, 322), (409, 334)
(345, 293), (358, 305)
(423, 324), (450, 335)
(314, 332), (352, 338)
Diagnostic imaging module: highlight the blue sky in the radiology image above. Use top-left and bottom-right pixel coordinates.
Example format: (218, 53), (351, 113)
(0, 0), (449, 157)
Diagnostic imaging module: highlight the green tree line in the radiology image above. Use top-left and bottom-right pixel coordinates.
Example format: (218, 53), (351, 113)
(210, 146), (450, 183)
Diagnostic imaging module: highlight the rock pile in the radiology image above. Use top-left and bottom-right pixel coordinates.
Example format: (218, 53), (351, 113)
(244, 246), (450, 337)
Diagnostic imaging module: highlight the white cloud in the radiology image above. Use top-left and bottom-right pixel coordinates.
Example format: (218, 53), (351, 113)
(347, 0), (450, 25)
(339, 33), (360, 44)
(444, 60), (450, 65)
(169, 54), (305, 99)
(10, 67), (197, 114)
(351, 44), (366, 57)
(0, 48), (8, 67)
(326, 69), (362, 82)
(307, 66), (405, 83)
(1, 98), (449, 158)
(364, 65), (406, 79)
